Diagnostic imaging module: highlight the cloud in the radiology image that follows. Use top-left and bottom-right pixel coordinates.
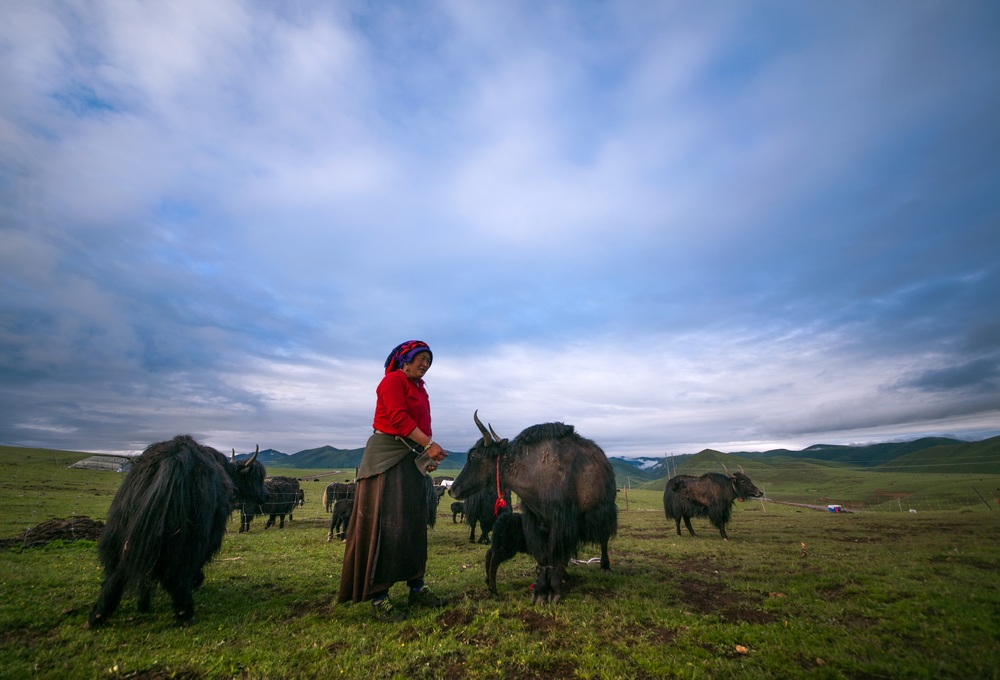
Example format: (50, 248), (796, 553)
(2, 1), (999, 456)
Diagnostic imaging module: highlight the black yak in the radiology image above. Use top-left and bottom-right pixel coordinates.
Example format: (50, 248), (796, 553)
(463, 487), (511, 544)
(239, 476), (301, 531)
(450, 412), (617, 604)
(322, 481), (356, 512)
(87, 435), (267, 627)
(450, 501), (465, 523)
(485, 510), (529, 597)
(662, 465), (763, 540)
(327, 498), (353, 542)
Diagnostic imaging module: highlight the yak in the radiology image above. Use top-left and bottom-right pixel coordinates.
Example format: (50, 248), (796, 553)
(463, 486), (511, 544)
(485, 510), (529, 597)
(87, 435), (267, 627)
(239, 476), (301, 531)
(450, 501), (465, 523)
(450, 412), (617, 604)
(322, 481), (356, 512)
(662, 465), (763, 540)
(327, 498), (353, 542)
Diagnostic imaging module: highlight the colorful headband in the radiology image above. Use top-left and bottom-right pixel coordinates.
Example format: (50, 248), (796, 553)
(384, 340), (433, 375)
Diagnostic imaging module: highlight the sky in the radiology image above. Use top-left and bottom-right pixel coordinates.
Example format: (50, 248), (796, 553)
(2, 1), (999, 459)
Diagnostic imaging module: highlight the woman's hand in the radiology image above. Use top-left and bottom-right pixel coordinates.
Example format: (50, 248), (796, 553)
(426, 442), (448, 463)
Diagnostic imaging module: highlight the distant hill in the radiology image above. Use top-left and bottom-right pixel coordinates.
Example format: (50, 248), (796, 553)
(231, 448), (288, 466)
(611, 454), (694, 481)
(234, 444), (468, 472)
(286, 445), (367, 469)
(876, 435), (1000, 474)
(729, 437), (965, 467)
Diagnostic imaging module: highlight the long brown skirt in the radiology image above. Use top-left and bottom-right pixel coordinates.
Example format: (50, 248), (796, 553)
(337, 452), (428, 603)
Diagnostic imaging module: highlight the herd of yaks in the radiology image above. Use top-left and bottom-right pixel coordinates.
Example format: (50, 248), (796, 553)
(84, 414), (763, 626)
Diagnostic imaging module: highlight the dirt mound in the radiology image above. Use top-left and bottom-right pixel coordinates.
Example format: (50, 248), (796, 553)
(0, 516), (105, 548)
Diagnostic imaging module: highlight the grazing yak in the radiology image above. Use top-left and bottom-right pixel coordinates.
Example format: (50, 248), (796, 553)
(450, 412), (617, 604)
(463, 487), (511, 544)
(88, 436), (267, 627)
(662, 465), (763, 540)
(327, 498), (353, 542)
(239, 476), (301, 531)
(450, 501), (465, 523)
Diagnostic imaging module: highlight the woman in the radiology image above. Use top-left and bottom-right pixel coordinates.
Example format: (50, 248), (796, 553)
(337, 340), (449, 620)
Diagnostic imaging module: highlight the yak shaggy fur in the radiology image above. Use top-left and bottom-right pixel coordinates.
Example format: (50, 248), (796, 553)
(88, 435), (268, 627)
(451, 419), (618, 603)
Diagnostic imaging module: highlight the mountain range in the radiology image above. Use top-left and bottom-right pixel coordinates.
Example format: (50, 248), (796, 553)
(235, 435), (1000, 479)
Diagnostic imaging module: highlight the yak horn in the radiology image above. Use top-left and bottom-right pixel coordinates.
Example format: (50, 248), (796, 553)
(488, 424), (502, 442)
(473, 410), (493, 446)
(243, 444), (259, 467)
(231, 448), (236, 463)
(738, 464), (745, 475)
(721, 462), (731, 477)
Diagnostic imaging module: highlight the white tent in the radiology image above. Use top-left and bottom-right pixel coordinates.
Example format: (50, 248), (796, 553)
(69, 456), (132, 473)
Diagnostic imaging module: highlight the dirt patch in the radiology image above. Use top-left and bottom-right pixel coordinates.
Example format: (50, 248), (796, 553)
(437, 608), (475, 629)
(622, 623), (682, 644)
(0, 516), (104, 548)
(518, 609), (564, 634)
(678, 578), (777, 625)
(674, 556), (731, 576)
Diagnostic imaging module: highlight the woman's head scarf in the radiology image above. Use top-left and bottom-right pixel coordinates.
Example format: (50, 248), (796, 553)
(384, 340), (433, 375)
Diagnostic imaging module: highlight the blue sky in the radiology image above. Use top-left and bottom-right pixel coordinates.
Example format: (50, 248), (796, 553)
(2, 1), (999, 458)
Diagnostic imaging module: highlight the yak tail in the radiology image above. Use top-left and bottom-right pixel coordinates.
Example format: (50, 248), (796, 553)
(321, 486), (330, 512)
(99, 461), (185, 583)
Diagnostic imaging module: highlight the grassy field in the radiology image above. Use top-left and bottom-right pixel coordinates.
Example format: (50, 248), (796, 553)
(1, 446), (998, 679)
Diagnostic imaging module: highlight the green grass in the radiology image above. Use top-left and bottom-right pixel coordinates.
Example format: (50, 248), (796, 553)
(1, 447), (999, 679)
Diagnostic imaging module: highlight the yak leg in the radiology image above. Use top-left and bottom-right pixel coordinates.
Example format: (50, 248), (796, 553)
(548, 565), (564, 604)
(599, 538), (611, 571)
(327, 513), (335, 542)
(531, 564), (549, 605)
(469, 524), (476, 543)
(88, 570), (129, 627)
(532, 565), (563, 605)
(264, 515), (275, 529)
(478, 525), (491, 544)
(674, 517), (683, 536)
(718, 525), (729, 540)
(278, 515), (286, 529)
(136, 577), (154, 612)
(682, 515), (697, 536)
(485, 548), (500, 597)
(164, 574), (196, 626)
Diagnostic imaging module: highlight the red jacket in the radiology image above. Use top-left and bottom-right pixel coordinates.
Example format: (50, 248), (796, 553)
(372, 369), (432, 438)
